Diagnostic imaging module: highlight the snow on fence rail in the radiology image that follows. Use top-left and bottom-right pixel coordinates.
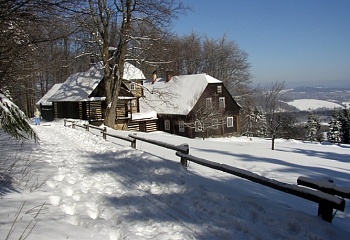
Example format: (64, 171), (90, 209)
(63, 119), (346, 223)
(297, 176), (350, 199)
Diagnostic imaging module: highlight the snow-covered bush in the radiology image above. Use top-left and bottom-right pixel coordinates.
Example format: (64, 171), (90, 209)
(0, 92), (37, 141)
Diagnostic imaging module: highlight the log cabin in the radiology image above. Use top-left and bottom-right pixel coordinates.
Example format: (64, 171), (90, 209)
(47, 62), (146, 129)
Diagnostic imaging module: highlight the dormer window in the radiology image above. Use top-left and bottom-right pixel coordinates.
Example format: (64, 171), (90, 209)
(217, 85), (222, 94)
(130, 83), (136, 90)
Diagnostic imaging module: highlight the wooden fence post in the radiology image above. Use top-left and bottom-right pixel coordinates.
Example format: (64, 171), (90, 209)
(64, 119), (66, 127)
(131, 133), (137, 148)
(72, 121), (76, 129)
(86, 124), (89, 131)
(103, 127), (107, 140)
(179, 144), (189, 167)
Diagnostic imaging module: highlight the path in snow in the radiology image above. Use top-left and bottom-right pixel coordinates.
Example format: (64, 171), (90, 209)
(2, 121), (349, 240)
(33, 124), (206, 239)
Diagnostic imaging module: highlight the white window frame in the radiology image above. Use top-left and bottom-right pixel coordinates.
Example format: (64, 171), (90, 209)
(179, 121), (185, 132)
(206, 97), (212, 108)
(212, 119), (218, 129)
(227, 117), (234, 128)
(219, 97), (225, 108)
(217, 85), (222, 94)
(130, 83), (136, 90)
(128, 99), (136, 107)
(195, 120), (202, 132)
(164, 120), (170, 131)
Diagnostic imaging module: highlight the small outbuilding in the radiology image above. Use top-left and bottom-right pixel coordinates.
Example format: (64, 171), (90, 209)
(36, 83), (63, 121)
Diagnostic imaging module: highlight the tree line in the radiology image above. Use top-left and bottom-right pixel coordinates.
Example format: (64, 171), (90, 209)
(1, 0), (253, 129)
(2, 0), (348, 147)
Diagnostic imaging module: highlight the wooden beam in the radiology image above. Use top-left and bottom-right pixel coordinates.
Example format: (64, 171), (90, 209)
(298, 176), (350, 199)
(176, 151), (345, 222)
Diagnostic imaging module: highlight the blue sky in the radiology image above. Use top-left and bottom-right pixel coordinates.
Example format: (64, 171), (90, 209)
(172, 0), (350, 87)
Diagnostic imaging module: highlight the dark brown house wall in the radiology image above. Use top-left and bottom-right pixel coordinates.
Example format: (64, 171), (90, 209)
(158, 114), (190, 137)
(157, 83), (240, 138)
(54, 102), (80, 119)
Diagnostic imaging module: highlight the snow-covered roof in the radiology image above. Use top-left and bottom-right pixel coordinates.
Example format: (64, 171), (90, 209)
(36, 83), (63, 106)
(123, 62), (146, 80)
(49, 63), (103, 102)
(140, 73), (221, 115)
(49, 62), (145, 102)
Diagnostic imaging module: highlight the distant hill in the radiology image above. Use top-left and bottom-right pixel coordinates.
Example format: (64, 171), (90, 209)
(285, 99), (344, 111)
(283, 86), (350, 110)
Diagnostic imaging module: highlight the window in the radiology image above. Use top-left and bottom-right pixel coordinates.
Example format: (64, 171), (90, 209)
(217, 85), (222, 93)
(206, 97), (212, 108)
(130, 83), (136, 90)
(212, 119), (218, 129)
(219, 97), (225, 108)
(227, 117), (234, 128)
(164, 120), (170, 131)
(179, 121), (185, 132)
(195, 121), (202, 132)
(128, 99), (136, 108)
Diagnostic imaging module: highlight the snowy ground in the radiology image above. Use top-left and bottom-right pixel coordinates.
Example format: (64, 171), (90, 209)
(1, 120), (350, 240)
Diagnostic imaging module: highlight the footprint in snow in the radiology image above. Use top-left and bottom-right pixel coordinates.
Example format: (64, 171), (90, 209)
(61, 203), (76, 215)
(72, 192), (82, 201)
(103, 186), (115, 195)
(53, 174), (65, 181)
(65, 175), (77, 184)
(46, 179), (58, 188)
(49, 195), (62, 206)
(62, 185), (75, 196)
(85, 201), (100, 219)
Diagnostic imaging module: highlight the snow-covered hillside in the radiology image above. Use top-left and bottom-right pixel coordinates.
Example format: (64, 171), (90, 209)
(1, 120), (350, 240)
(286, 99), (344, 111)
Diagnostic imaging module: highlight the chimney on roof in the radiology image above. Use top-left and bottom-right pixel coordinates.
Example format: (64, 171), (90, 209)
(165, 70), (173, 82)
(152, 70), (157, 84)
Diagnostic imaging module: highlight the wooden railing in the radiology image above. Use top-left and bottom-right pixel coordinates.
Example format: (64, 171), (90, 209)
(176, 151), (345, 222)
(63, 119), (188, 162)
(128, 133), (189, 166)
(64, 119), (347, 223)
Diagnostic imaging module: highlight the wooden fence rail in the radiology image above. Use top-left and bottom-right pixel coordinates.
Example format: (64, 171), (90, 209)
(104, 130), (136, 148)
(83, 123), (104, 132)
(297, 176), (350, 199)
(64, 119), (76, 128)
(63, 119), (347, 223)
(63, 120), (188, 161)
(176, 151), (346, 223)
(128, 134), (189, 166)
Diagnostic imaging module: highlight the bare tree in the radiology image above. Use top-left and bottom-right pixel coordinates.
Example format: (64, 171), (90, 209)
(87, 0), (186, 128)
(185, 92), (225, 139)
(260, 81), (286, 150)
(202, 35), (251, 97)
(0, 0), (87, 116)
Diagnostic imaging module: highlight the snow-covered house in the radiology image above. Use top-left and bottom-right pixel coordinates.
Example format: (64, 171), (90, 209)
(36, 83), (63, 121)
(141, 73), (241, 138)
(48, 62), (146, 129)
